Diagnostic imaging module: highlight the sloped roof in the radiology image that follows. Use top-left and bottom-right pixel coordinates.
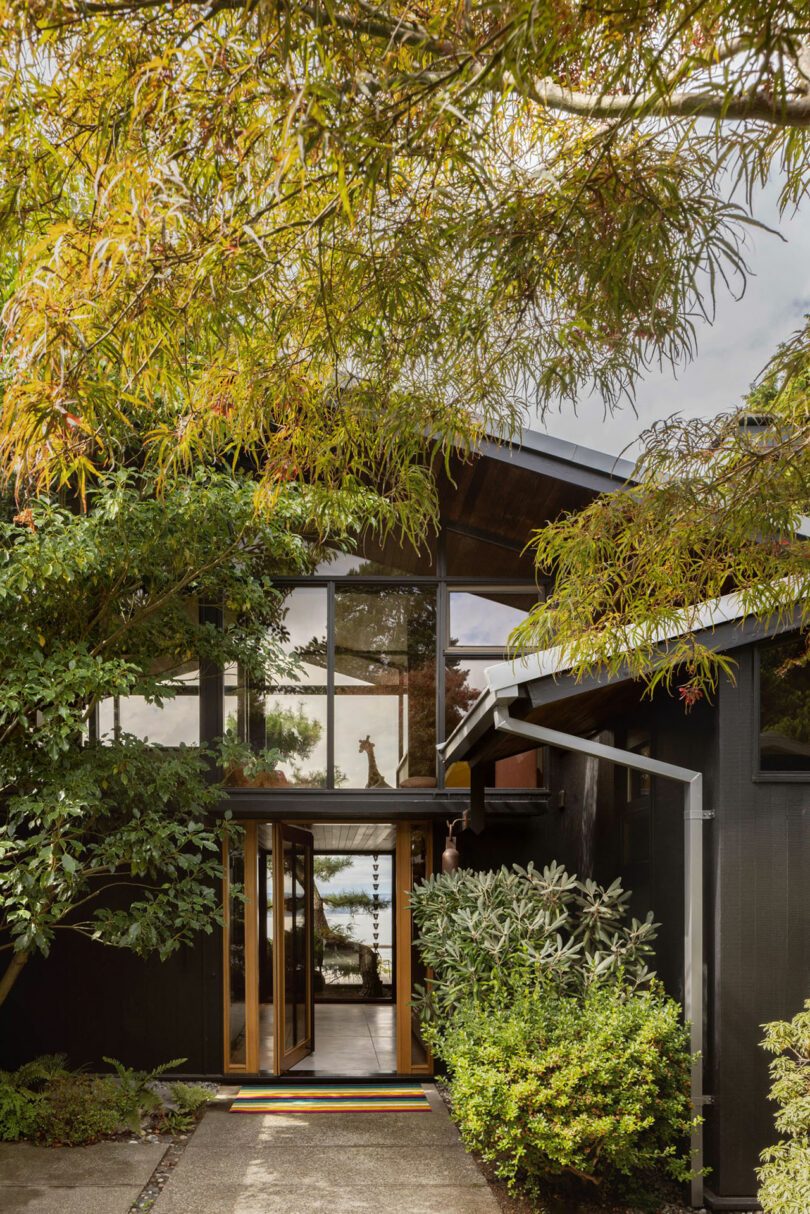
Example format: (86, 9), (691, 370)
(439, 589), (803, 765)
(478, 426), (636, 493)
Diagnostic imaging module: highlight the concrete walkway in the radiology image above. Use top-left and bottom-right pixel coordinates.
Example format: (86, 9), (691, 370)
(0, 1140), (164, 1213)
(151, 1084), (500, 1214)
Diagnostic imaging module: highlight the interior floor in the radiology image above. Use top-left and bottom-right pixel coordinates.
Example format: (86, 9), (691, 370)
(289, 1003), (396, 1075)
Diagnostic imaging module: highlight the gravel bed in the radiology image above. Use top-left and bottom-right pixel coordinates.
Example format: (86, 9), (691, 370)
(127, 1136), (189, 1213)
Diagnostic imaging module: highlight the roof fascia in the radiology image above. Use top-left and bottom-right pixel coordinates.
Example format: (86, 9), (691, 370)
(476, 431), (636, 495)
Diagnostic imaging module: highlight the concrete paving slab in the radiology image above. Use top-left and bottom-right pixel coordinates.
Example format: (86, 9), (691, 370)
(153, 1181), (500, 1214)
(152, 1084), (500, 1214)
(0, 1141), (165, 1186)
(186, 1107), (462, 1148)
(0, 1185), (143, 1213)
(165, 1143), (486, 1187)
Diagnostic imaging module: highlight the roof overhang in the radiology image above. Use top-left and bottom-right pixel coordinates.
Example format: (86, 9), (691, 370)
(477, 427), (636, 495)
(439, 592), (805, 767)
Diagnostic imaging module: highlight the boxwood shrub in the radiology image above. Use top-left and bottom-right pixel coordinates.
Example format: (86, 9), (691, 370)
(426, 983), (694, 1195)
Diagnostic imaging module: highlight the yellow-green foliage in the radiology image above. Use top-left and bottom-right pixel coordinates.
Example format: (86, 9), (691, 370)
(758, 999), (810, 1214)
(427, 985), (694, 1195)
(1, 1), (805, 498)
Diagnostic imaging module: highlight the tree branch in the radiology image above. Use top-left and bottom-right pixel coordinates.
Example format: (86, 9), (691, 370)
(0, 949), (29, 1008)
(523, 77), (810, 129)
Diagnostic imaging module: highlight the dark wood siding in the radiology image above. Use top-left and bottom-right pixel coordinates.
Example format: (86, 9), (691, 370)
(1, 928), (221, 1075)
(710, 647), (810, 1198)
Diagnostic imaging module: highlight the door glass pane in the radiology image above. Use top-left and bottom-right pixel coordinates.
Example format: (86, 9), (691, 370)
(410, 827), (429, 1067)
(448, 590), (537, 648)
(224, 588), (328, 787)
(227, 838), (246, 1067)
(258, 832), (274, 1072)
(334, 587), (436, 788)
(314, 853), (394, 999)
(283, 840), (309, 1051)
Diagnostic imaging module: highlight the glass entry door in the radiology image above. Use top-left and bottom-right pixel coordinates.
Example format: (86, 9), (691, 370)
(273, 824), (315, 1071)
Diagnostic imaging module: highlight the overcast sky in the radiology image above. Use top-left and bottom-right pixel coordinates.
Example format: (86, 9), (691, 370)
(534, 185), (810, 460)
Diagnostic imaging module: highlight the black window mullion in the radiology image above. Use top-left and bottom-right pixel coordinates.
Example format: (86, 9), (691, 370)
(436, 578), (448, 791)
(327, 581), (335, 789)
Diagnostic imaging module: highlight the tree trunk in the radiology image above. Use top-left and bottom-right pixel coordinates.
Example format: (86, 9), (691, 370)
(0, 950), (29, 1007)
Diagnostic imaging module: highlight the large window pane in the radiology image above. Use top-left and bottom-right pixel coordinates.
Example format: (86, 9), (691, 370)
(760, 638), (810, 771)
(98, 664), (199, 745)
(334, 587), (436, 788)
(448, 589), (538, 648)
(445, 657), (491, 739)
(313, 548), (408, 577)
(447, 658), (542, 789)
(224, 588), (328, 788)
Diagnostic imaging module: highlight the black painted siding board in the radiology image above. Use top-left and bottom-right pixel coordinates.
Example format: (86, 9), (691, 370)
(711, 647), (810, 1198)
(1, 932), (210, 1073)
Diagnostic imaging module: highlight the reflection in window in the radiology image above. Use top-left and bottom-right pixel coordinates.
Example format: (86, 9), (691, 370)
(224, 587), (328, 787)
(448, 589), (538, 648)
(760, 637), (810, 771)
(98, 665), (200, 745)
(334, 587), (436, 788)
(312, 548), (408, 577)
(444, 657), (490, 787)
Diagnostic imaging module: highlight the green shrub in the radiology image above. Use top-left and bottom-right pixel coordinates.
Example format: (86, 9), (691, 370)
(35, 1075), (122, 1146)
(427, 983), (693, 1195)
(164, 1082), (215, 1133)
(0, 1053), (195, 1145)
(12, 1055), (71, 1089)
(0, 1055), (71, 1141)
(104, 1056), (186, 1136)
(0, 1079), (41, 1141)
(409, 862), (657, 1016)
(757, 998), (810, 1214)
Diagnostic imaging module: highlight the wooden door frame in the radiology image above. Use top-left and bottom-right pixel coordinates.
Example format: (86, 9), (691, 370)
(395, 820), (433, 1075)
(224, 817), (432, 1077)
(272, 822), (315, 1073)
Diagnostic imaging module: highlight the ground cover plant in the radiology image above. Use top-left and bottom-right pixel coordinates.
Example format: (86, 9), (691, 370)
(0, 1054), (214, 1146)
(757, 998), (810, 1214)
(411, 863), (694, 1199)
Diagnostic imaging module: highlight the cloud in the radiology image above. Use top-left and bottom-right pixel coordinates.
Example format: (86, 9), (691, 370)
(536, 184), (810, 458)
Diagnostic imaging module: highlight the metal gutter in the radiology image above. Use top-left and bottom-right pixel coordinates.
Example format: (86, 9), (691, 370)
(489, 703), (708, 1209)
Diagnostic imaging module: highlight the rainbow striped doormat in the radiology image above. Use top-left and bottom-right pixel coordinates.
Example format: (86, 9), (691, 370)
(230, 1084), (431, 1113)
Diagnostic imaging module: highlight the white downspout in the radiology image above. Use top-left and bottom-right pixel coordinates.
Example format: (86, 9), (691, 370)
(491, 704), (709, 1209)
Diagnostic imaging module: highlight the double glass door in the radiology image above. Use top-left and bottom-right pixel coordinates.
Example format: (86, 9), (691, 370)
(224, 819), (431, 1076)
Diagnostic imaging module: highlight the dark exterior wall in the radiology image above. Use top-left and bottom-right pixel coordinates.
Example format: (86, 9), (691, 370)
(709, 647), (810, 1200)
(1, 928), (222, 1076)
(463, 808), (577, 875)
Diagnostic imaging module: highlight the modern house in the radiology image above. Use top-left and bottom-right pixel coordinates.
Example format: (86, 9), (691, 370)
(3, 428), (808, 1209)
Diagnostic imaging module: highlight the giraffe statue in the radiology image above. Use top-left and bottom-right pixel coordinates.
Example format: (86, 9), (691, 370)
(358, 735), (391, 789)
